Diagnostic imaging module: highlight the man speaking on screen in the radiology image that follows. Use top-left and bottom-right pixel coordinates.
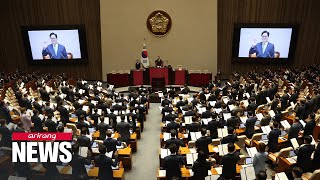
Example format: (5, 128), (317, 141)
(249, 30), (275, 58)
(42, 32), (68, 59)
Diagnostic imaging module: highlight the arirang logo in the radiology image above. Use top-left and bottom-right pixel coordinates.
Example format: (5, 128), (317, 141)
(12, 132), (72, 163)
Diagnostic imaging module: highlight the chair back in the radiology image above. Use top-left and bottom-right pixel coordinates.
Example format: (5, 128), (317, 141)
(276, 147), (293, 163)
(66, 123), (78, 136)
(236, 135), (246, 148)
(212, 138), (221, 146)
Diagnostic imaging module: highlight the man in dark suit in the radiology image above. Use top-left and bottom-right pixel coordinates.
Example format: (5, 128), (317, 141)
(296, 136), (315, 173)
(245, 111), (257, 139)
(76, 115), (89, 131)
(161, 97), (171, 107)
(247, 98), (257, 115)
(166, 118), (181, 134)
(201, 107), (213, 119)
(303, 113), (316, 137)
(288, 118), (303, 140)
(221, 127), (238, 144)
(94, 145), (118, 180)
(313, 143), (320, 170)
(96, 116), (112, 140)
(190, 94), (199, 108)
(220, 143), (240, 179)
(0, 119), (12, 148)
(195, 129), (212, 157)
(32, 97), (43, 114)
(69, 144), (91, 179)
(31, 109), (43, 132)
(104, 130), (121, 153)
(44, 102), (54, 116)
(44, 114), (57, 132)
(295, 100), (306, 120)
(165, 130), (185, 151)
(116, 115), (131, 145)
(186, 117), (200, 132)
(161, 105), (173, 116)
(184, 105), (196, 117)
(206, 114), (220, 139)
(267, 121), (281, 153)
(126, 108), (137, 133)
(42, 32), (68, 59)
(260, 112), (271, 126)
(249, 31), (275, 58)
(57, 102), (69, 125)
(107, 109), (117, 129)
(76, 105), (87, 119)
(176, 96), (186, 109)
(163, 144), (184, 180)
(77, 128), (92, 151)
(226, 112), (240, 129)
(90, 108), (100, 127)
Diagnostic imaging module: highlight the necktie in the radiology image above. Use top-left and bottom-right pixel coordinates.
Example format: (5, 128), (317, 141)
(262, 43), (266, 54)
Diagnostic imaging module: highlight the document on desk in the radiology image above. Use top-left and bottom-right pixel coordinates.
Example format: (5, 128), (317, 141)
(209, 101), (216, 107)
(184, 116), (192, 125)
(214, 108), (222, 114)
(286, 157), (296, 164)
(261, 126), (272, 134)
(269, 110), (276, 118)
(281, 120), (291, 129)
(189, 148), (197, 154)
(240, 165), (255, 180)
(222, 97), (229, 104)
(266, 97), (271, 103)
(160, 148), (171, 159)
(218, 144), (228, 156)
(223, 113), (231, 120)
(241, 100), (249, 108)
(218, 128), (228, 138)
(240, 116), (248, 124)
(186, 153), (198, 165)
(97, 109), (102, 115)
(275, 172), (288, 180)
(299, 120), (306, 127)
(163, 133), (171, 141)
(159, 170), (166, 177)
(246, 147), (258, 158)
(190, 132), (202, 141)
(214, 167), (223, 174)
(228, 105), (235, 111)
(256, 113), (264, 121)
(290, 138), (299, 150)
(104, 117), (110, 125)
(79, 147), (88, 157)
(202, 118), (212, 125)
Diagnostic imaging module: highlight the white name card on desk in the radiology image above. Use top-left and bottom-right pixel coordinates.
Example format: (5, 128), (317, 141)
(275, 172), (288, 180)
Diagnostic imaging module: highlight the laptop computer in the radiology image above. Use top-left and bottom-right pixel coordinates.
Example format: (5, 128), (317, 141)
(281, 130), (287, 137)
(245, 157), (253, 165)
(261, 134), (268, 141)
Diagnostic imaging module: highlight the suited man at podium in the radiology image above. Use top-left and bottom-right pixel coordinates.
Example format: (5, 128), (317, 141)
(155, 56), (163, 68)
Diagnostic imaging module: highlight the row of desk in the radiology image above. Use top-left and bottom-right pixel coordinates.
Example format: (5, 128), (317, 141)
(107, 68), (212, 87)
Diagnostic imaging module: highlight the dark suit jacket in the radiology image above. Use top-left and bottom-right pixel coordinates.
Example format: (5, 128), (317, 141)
(221, 134), (238, 144)
(187, 122), (200, 132)
(166, 121), (181, 133)
(94, 154), (118, 180)
(165, 138), (185, 150)
(57, 106), (69, 123)
(313, 144), (320, 170)
(77, 135), (92, 150)
(245, 117), (257, 139)
(33, 101), (43, 114)
(42, 44), (67, 59)
(221, 152), (240, 179)
(31, 115), (43, 132)
(207, 120), (220, 139)
(69, 154), (90, 178)
(163, 154), (184, 179)
(0, 126), (12, 147)
(97, 122), (111, 140)
(116, 121), (131, 144)
(268, 128), (281, 152)
(260, 116), (271, 126)
(195, 136), (212, 156)
(42, 162), (61, 179)
(104, 137), (121, 152)
(76, 121), (89, 131)
(304, 119), (316, 136)
(192, 160), (211, 180)
(249, 42), (275, 58)
(226, 116), (239, 129)
(201, 110), (213, 119)
(90, 113), (100, 126)
(45, 119), (57, 132)
(288, 123), (302, 140)
(297, 144), (315, 172)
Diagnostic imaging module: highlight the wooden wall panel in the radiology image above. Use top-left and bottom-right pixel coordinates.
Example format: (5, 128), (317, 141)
(0, 0), (102, 80)
(218, 0), (320, 79)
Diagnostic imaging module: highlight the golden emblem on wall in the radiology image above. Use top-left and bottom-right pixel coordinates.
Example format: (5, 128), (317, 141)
(147, 10), (172, 37)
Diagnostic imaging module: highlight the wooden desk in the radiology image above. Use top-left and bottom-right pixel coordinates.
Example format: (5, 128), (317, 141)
(277, 156), (296, 173)
(313, 125), (320, 140)
(208, 144), (240, 154)
(159, 133), (188, 147)
(118, 148), (133, 170)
